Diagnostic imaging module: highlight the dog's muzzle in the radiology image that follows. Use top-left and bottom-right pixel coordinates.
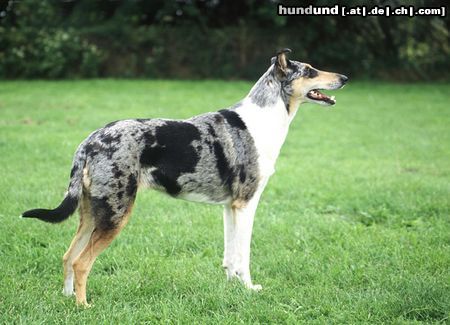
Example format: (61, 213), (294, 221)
(306, 74), (349, 106)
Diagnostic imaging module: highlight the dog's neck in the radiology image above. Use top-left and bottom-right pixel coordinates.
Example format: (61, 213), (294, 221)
(234, 66), (301, 176)
(247, 65), (301, 117)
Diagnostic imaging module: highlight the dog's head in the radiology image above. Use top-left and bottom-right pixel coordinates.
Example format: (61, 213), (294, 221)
(272, 48), (348, 106)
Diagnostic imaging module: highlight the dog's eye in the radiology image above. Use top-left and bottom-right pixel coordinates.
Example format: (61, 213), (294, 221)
(304, 67), (318, 78)
(303, 67), (310, 77)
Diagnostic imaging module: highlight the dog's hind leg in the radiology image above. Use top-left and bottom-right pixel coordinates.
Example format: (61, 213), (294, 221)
(72, 200), (135, 307)
(62, 195), (95, 296)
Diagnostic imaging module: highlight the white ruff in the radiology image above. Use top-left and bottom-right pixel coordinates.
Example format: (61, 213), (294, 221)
(235, 97), (298, 178)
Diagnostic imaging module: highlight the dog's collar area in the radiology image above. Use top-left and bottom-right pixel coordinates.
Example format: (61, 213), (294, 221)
(307, 89), (336, 105)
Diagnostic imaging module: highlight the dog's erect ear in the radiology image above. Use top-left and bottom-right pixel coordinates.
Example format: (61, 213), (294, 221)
(273, 48), (292, 78)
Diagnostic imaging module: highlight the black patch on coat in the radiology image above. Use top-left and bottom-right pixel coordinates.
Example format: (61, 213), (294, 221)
(112, 164), (124, 178)
(70, 165), (78, 178)
(214, 114), (224, 124)
(105, 146), (118, 159)
(140, 146), (164, 166)
(218, 110), (247, 130)
(126, 173), (137, 196)
(85, 142), (102, 157)
(151, 170), (181, 195)
(117, 191), (124, 200)
(140, 121), (200, 196)
(207, 124), (217, 137)
(101, 133), (122, 145)
(140, 131), (156, 147)
(213, 141), (233, 192)
(239, 167), (247, 183)
(91, 196), (115, 230)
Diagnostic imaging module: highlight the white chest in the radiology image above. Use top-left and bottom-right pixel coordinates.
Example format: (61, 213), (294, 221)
(236, 98), (296, 177)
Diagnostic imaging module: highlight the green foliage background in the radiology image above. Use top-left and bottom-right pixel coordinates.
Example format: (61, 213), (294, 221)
(0, 0), (448, 80)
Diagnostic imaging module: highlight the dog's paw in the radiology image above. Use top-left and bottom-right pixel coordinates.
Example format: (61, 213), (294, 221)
(247, 283), (262, 291)
(62, 287), (75, 297)
(76, 301), (92, 308)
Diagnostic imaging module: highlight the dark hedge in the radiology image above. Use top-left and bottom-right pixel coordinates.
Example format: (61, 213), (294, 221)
(0, 0), (448, 80)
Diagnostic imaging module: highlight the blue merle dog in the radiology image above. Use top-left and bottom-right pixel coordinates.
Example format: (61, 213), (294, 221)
(22, 49), (348, 306)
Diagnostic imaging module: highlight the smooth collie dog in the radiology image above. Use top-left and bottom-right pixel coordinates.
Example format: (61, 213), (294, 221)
(23, 49), (348, 306)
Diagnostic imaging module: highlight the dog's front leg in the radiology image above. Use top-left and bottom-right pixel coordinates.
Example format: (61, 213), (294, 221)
(222, 204), (235, 274)
(223, 192), (265, 291)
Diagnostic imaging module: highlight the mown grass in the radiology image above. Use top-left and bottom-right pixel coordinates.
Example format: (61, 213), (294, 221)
(0, 80), (449, 323)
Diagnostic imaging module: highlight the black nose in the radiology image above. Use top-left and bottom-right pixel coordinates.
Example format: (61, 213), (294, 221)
(340, 74), (349, 84)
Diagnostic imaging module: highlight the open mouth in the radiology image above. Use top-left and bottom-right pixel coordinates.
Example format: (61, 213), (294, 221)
(307, 89), (336, 105)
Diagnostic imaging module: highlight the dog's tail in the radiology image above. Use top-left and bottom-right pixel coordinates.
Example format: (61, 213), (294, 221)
(22, 143), (87, 223)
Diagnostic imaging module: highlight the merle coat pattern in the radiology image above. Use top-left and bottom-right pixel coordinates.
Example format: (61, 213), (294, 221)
(22, 49), (348, 306)
(73, 108), (260, 232)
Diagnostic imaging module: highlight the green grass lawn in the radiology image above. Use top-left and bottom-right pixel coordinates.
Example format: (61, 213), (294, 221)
(0, 80), (449, 323)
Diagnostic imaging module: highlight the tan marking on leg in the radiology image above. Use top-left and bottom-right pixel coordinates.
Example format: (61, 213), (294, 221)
(62, 195), (94, 296)
(82, 167), (91, 189)
(72, 202), (134, 307)
(231, 199), (248, 211)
